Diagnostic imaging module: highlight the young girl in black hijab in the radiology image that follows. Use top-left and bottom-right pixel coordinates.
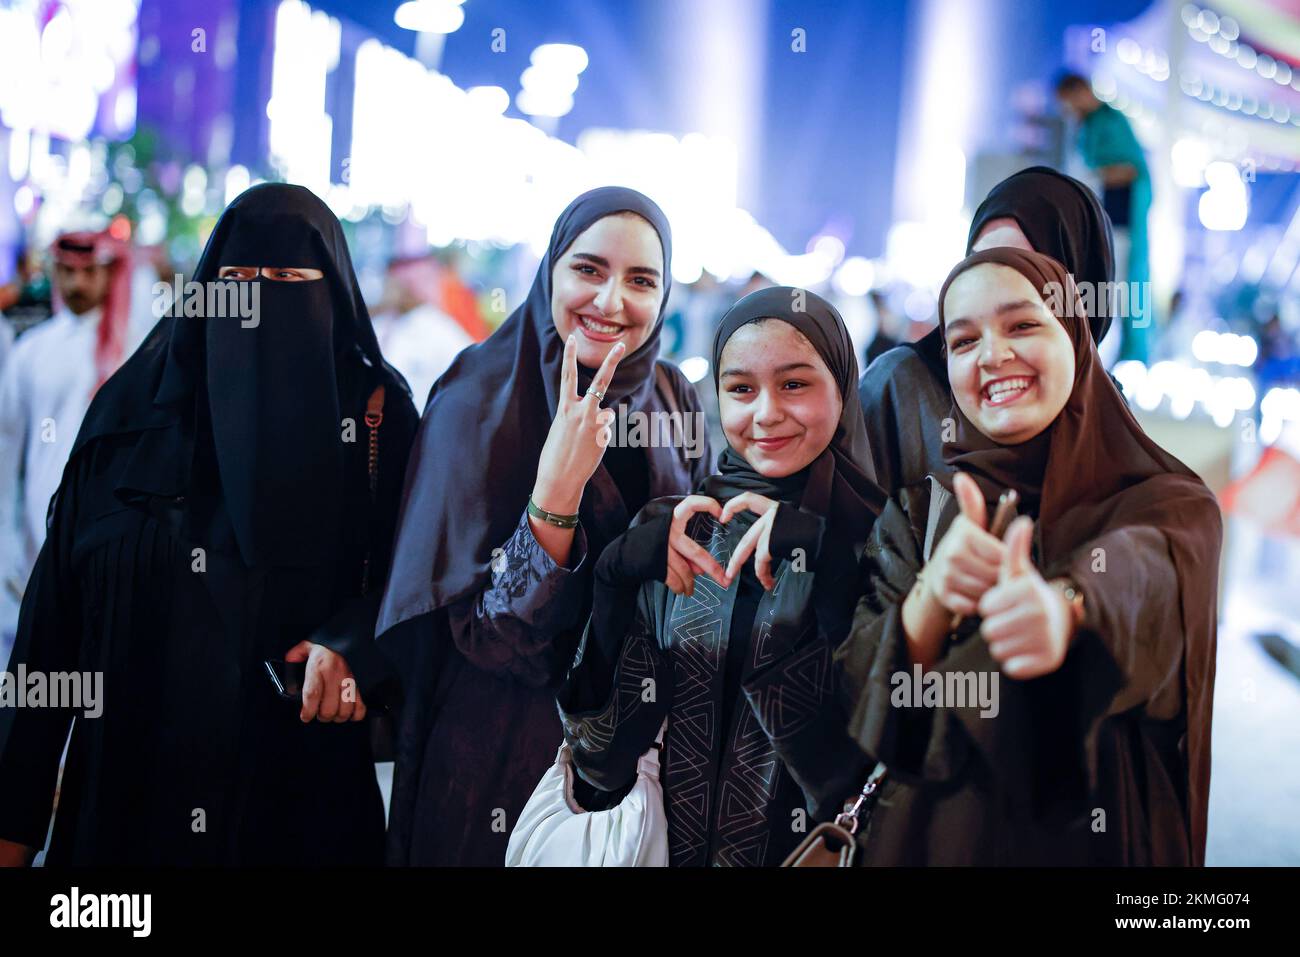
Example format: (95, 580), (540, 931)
(838, 248), (1220, 865)
(0, 184), (418, 865)
(859, 166), (1116, 495)
(377, 187), (711, 866)
(556, 287), (886, 866)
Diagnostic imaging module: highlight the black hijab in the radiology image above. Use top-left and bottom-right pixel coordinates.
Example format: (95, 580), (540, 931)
(704, 286), (885, 556)
(908, 166), (1116, 378)
(968, 166), (1115, 343)
(376, 187), (674, 634)
(74, 183), (406, 570)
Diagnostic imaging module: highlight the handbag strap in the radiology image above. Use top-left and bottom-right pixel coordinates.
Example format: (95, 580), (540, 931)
(834, 761), (888, 835)
(636, 719), (669, 777)
(360, 384), (385, 595)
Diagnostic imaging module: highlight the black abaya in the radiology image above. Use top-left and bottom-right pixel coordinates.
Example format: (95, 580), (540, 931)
(0, 184), (418, 864)
(377, 188), (712, 866)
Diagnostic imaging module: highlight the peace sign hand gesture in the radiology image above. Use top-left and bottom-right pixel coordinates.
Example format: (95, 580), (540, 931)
(533, 335), (626, 515)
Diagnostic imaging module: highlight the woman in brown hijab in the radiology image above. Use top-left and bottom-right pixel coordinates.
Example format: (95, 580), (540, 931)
(837, 247), (1221, 865)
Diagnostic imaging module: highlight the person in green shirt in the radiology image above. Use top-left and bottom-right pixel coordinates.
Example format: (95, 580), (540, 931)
(1057, 72), (1152, 363)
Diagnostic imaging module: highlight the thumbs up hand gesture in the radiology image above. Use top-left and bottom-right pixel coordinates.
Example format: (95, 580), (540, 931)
(919, 472), (1006, 617)
(976, 516), (1073, 680)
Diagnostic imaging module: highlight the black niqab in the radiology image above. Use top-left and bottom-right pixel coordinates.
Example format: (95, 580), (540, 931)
(75, 183), (406, 569)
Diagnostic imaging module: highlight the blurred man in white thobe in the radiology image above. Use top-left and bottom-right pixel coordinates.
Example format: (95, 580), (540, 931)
(371, 256), (474, 410)
(0, 231), (137, 653)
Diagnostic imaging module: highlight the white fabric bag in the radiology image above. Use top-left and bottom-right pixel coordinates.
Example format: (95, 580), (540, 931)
(505, 723), (668, 867)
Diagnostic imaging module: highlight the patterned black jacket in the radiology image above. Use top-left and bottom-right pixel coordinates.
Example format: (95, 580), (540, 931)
(557, 507), (869, 867)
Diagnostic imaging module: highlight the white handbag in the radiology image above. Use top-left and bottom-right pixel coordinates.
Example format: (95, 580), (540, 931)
(505, 722), (668, 867)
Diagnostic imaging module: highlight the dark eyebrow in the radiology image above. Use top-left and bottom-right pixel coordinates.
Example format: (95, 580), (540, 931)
(571, 252), (661, 279)
(719, 361), (816, 378)
(995, 298), (1039, 315)
(945, 300), (1040, 332)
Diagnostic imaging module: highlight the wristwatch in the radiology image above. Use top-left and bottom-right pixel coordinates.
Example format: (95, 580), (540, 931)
(1054, 577), (1086, 628)
(527, 497), (580, 529)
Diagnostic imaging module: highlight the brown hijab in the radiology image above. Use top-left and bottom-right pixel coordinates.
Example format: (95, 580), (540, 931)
(935, 246), (1221, 865)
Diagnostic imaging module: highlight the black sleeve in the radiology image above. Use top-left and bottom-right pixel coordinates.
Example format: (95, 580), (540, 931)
(768, 504), (824, 564)
(594, 513), (671, 589)
(0, 450), (85, 850)
(858, 341), (950, 495)
(858, 351), (907, 495)
(308, 593), (398, 707)
(557, 581), (671, 793)
(316, 385), (418, 708)
(836, 492), (1137, 824)
(562, 511), (672, 713)
(834, 494), (972, 783)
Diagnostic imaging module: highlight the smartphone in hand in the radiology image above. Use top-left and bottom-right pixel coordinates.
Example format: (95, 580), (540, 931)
(263, 658), (307, 701)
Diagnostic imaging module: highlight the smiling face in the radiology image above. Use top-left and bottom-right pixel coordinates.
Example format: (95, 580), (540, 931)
(943, 263), (1076, 445)
(717, 319), (842, 477)
(550, 212), (665, 370)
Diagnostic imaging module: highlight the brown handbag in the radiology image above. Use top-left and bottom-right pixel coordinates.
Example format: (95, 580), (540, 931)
(781, 761), (887, 868)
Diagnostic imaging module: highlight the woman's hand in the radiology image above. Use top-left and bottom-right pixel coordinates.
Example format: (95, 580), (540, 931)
(720, 492), (781, 590)
(663, 496), (728, 597)
(285, 640), (367, 723)
(977, 517), (1073, 679)
(532, 334), (625, 515)
(916, 472), (1005, 617)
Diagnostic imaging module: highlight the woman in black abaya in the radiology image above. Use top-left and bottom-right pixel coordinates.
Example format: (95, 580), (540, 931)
(377, 187), (711, 866)
(859, 166), (1115, 494)
(839, 248), (1219, 865)
(0, 183), (417, 865)
(556, 287), (886, 866)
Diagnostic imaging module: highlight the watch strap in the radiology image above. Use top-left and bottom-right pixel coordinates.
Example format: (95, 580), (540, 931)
(528, 498), (580, 529)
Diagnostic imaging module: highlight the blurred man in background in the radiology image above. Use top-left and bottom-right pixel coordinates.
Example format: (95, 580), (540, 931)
(0, 231), (134, 654)
(371, 255), (474, 408)
(1057, 71), (1152, 364)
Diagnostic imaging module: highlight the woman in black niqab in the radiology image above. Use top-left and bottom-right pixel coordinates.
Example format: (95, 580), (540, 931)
(0, 183), (418, 865)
